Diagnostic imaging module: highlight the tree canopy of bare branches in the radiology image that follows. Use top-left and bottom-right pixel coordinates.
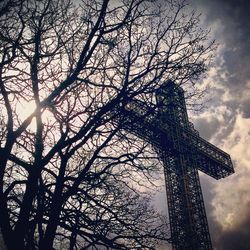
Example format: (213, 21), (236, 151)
(0, 0), (215, 249)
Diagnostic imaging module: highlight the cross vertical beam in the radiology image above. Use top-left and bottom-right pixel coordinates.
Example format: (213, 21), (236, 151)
(157, 81), (213, 249)
(161, 149), (212, 250)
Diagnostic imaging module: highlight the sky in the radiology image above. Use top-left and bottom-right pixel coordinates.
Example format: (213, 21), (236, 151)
(158, 0), (250, 249)
(155, 0), (250, 249)
(0, 0), (249, 249)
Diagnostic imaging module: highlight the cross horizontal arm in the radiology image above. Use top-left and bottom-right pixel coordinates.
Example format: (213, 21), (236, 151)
(183, 130), (234, 179)
(121, 101), (234, 179)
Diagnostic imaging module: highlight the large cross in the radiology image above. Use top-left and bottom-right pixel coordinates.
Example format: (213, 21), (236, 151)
(120, 80), (234, 250)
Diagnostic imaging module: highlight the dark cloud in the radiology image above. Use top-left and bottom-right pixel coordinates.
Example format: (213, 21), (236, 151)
(241, 99), (250, 118)
(215, 210), (250, 250)
(200, 174), (250, 250)
(193, 105), (236, 144)
(191, 0), (250, 117)
(188, 1), (250, 250)
(194, 116), (220, 140)
(199, 175), (234, 250)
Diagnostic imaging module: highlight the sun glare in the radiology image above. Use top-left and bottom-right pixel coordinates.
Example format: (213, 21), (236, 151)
(16, 100), (36, 130)
(16, 101), (51, 132)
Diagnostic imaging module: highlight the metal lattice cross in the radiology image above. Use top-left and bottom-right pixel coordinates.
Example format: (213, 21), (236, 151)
(120, 80), (234, 250)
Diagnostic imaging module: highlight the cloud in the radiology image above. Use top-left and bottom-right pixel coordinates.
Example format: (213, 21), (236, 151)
(194, 116), (220, 140)
(212, 114), (250, 224)
(193, 104), (236, 145)
(191, 0), (250, 117)
(187, 1), (250, 249)
(196, 112), (250, 250)
(215, 209), (250, 250)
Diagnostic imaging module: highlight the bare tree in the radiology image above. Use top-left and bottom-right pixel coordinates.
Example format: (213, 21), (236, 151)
(0, 0), (215, 249)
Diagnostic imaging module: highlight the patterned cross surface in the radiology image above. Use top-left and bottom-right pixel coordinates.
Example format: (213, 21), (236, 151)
(119, 80), (234, 250)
